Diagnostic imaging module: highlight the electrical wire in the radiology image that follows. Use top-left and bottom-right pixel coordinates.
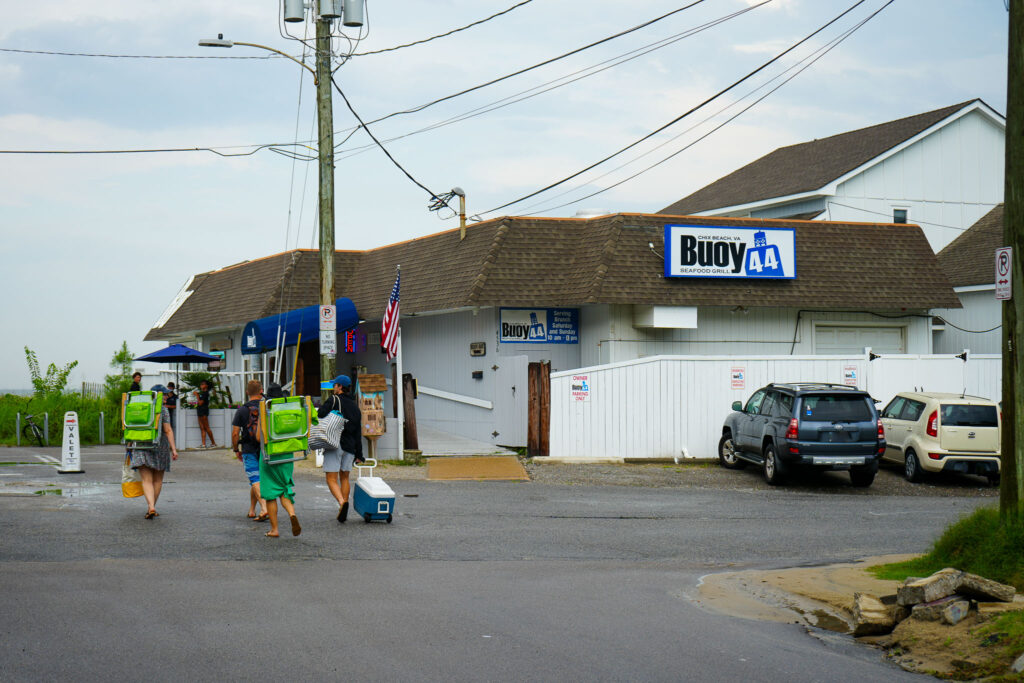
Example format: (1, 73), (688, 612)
(0, 47), (276, 59)
(827, 201), (974, 233)
(477, 0), (870, 217)
(367, 0), (711, 125)
(515, 2), (889, 217)
(0, 143), (312, 157)
(352, 0), (533, 56)
(329, 75), (443, 202)
(332, 1), (768, 160)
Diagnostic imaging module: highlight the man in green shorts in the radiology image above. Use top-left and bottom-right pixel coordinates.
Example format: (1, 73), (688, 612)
(258, 404), (302, 539)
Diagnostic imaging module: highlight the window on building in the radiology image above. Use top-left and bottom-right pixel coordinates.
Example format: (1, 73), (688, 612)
(893, 209), (908, 224)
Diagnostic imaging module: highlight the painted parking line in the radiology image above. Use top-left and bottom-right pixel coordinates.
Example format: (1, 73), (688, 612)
(34, 454), (60, 466)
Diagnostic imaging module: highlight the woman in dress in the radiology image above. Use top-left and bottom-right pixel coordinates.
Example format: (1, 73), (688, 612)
(131, 384), (179, 519)
(194, 379), (218, 448)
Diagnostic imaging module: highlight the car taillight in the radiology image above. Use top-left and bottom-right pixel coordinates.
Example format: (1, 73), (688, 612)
(785, 418), (798, 440)
(926, 410), (938, 437)
(929, 453), (943, 460)
(877, 420), (885, 439)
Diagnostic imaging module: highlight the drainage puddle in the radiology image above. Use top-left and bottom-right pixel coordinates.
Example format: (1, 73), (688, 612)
(0, 485), (108, 498)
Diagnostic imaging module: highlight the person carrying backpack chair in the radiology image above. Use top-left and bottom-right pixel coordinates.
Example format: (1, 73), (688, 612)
(232, 379), (268, 522)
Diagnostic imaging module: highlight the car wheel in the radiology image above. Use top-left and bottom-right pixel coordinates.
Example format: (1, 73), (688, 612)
(718, 432), (747, 470)
(762, 443), (785, 485)
(904, 450), (923, 483)
(850, 465), (875, 487)
(987, 473), (1001, 488)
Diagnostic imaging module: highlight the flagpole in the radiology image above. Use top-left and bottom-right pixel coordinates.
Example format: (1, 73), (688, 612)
(396, 326), (404, 461)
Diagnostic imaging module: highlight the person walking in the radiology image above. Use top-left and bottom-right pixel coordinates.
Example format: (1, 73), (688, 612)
(165, 382), (178, 434)
(319, 374), (364, 523)
(232, 380), (269, 523)
(130, 383), (179, 519)
(194, 379), (217, 448)
(258, 402), (301, 539)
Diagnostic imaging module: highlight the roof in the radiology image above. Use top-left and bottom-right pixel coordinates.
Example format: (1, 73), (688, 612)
(658, 100), (983, 216)
(146, 213), (960, 341)
(936, 204), (1003, 287)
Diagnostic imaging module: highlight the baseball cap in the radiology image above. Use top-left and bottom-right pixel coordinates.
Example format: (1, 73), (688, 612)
(333, 375), (352, 388)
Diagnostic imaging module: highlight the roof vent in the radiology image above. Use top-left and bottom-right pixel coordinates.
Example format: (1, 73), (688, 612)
(574, 208), (612, 219)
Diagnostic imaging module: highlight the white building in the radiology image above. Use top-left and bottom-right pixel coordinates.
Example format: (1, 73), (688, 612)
(147, 213), (958, 449)
(658, 100), (1005, 252)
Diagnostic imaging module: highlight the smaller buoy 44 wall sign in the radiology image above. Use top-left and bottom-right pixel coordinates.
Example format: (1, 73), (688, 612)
(663, 225), (796, 279)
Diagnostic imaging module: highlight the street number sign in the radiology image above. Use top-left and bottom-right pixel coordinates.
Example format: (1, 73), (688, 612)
(996, 247), (1012, 301)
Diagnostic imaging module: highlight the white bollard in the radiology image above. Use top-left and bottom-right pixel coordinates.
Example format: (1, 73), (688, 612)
(58, 411), (84, 474)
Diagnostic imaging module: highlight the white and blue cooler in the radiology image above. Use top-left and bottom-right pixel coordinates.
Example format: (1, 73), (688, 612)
(353, 459), (396, 524)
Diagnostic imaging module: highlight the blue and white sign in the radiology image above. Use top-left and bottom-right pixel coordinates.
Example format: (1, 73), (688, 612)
(664, 225), (797, 279)
(499, 308), (579, 344)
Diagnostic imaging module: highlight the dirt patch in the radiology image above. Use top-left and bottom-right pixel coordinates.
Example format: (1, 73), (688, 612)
(697, 556), (1024, 678)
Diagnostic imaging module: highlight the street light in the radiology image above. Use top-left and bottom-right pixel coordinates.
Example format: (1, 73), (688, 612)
(200, 1), (344, 399)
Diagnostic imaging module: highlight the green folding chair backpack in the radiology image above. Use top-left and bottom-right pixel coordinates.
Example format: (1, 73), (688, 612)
(122, 391), (163, 449)
(260, 395), (312, 464)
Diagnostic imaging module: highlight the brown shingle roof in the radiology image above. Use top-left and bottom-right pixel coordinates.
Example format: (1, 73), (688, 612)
(936, 204), (1003, 287)
(146, 213), (959, 340)
(658, 101), (979, 216)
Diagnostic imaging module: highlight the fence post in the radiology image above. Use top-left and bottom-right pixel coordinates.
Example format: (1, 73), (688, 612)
(16, 413), (20, 447)
(99, 412), (105, 445)
(43, 413), (49, 446)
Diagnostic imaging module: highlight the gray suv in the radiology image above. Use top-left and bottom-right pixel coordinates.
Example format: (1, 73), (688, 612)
(718, 383), (885, 486)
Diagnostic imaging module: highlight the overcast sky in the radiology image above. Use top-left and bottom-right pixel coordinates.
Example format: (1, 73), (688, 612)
(0, 0), (1009, 389)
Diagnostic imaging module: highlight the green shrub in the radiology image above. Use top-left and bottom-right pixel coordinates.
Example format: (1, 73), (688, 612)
(0, 393), (121, 446)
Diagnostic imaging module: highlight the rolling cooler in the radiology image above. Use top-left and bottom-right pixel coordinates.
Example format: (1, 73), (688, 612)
(353, 459), (395, 524)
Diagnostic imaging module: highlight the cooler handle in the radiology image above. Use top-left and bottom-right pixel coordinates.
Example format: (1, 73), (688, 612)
(356, 457), (377, 478)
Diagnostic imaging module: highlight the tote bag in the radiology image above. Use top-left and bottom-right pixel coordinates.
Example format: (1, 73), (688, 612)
(122, 454), (143, 498)
(309, 411), (346, 451)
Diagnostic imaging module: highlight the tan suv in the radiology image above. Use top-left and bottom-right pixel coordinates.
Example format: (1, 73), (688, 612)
(880, 392), (1001, 485)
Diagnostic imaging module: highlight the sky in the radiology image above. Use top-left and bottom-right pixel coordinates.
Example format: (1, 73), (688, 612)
(0, 0), (1010, 390)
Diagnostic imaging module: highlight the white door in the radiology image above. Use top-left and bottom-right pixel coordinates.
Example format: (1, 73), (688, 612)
(493, 355), (529, 447)
(814, 326), (906, 354)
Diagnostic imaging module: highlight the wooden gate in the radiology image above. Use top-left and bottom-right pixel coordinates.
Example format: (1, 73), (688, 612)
(527, 361), (550, 457)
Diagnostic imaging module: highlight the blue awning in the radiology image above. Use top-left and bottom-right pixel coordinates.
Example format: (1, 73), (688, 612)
(241, 298), (358, 355)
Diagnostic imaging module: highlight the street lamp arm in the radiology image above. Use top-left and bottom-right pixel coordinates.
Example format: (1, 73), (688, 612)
(232, 41), (317, 83)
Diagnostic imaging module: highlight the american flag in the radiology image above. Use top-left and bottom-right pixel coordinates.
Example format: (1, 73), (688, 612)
(381, 269), (401, 361)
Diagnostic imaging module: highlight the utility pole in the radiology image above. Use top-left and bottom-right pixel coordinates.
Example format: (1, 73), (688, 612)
(316, 0), (336, 401)
(1001, 0), (1023, 522)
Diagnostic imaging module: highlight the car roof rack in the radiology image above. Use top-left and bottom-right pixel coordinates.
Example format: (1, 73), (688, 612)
(768, 382), (861, 392)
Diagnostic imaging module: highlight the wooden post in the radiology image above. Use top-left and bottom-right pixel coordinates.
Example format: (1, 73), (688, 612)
(316, 2), (336, 402)
(402, 373), (419, 451)
(1001, 0), (1024, 521)
(527, 362), (551, 457)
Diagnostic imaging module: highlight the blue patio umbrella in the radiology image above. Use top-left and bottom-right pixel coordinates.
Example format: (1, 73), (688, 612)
(135, 344), (219, 364)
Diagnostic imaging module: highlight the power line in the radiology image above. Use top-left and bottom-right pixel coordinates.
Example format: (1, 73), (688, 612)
(477, 0), (870, 217)
(0, 46), (274, 59)
(333, 1), (769, 160)
(827, 201), (973, 233)
(516, 3), (890, 216)
(352, 0), (534, 56)
(329, 75), (443, 203)
(367, 0), (711, 125)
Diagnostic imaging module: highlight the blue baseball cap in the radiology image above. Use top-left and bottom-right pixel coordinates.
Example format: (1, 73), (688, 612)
(333, 375), (352, 388)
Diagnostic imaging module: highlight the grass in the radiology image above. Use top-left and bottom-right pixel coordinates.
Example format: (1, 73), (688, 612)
(0, 393), (122, 446)
(967, 611), (1024, 680)
(868, 506), (1024, 589)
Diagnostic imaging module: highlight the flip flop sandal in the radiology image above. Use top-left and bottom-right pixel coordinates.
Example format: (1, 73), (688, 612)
(144, 511), (156, 519)
(247, 512), (257, 519)
(290, 515), (302, 537)
(265, 531), (279, 538)
(255, 513), (270, 522)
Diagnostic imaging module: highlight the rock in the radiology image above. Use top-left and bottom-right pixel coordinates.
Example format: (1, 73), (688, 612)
(911, 595), (964, 621)
(892, 604), (912, 624)
(1013, 652), (1024, 674)
(940, 599), (970, 625)
(958, 572), (1016, 602)
(852, 592), (895, 636)
(898, 568), (963, 606)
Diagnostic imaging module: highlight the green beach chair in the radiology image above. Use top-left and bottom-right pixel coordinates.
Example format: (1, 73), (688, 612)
(260, 395), (312, 464)
(122, 391), (163, 450)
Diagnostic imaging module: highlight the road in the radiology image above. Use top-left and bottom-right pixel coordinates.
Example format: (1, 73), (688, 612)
(0, 446), (991, 681)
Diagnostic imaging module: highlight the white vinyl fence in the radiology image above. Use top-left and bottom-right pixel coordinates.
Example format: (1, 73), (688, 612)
(550, 353), (1001, 461)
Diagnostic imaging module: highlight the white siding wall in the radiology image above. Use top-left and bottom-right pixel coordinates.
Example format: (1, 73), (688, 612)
(579, 306), (933, 363)
(933, 288), (1002, 354)
(550, 354), (1001, 461)
(830, 110), (1004, 251)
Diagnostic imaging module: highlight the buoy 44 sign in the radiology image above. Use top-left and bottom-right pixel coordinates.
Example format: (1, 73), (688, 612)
(664, 225), (796, 279)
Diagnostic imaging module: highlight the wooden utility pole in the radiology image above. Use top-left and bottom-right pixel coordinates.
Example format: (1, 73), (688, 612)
(1001, 0), (1023, 521)
(316, 1), (336, 401)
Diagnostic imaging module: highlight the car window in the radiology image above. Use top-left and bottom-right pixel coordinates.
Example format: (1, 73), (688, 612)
(759, 392), (776, 416)
(940, 404), (998, 427)
(881, 397), (906, 419)
(802, 395), (873, 421)
(745, 390), (766, 414)
(900, 399), (926, 422)
(775, 393), (794, 416)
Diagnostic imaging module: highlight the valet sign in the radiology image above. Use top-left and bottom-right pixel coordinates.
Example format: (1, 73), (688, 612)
(664, 225), (796, 279)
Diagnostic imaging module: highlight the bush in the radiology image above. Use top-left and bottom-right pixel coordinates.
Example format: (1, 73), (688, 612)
(0, 393), (121, 446)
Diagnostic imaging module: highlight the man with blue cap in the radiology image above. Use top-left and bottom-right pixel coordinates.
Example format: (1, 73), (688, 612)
(318, 374), (363, 523)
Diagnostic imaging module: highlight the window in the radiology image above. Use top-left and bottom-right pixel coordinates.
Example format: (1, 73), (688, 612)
(882, 397), (906, 419)
(940, 404), (998, 427)
(760, 392), (777, 416)
(803, 395), (873, 421)
(893, 208), (908, 224)
(745, 390), (767, 414)
(901, 399), (926, 422)
(776, 393), (794, 415)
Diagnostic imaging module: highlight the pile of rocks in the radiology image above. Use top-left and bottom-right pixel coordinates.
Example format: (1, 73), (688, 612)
(852, 568), (1017, 636)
